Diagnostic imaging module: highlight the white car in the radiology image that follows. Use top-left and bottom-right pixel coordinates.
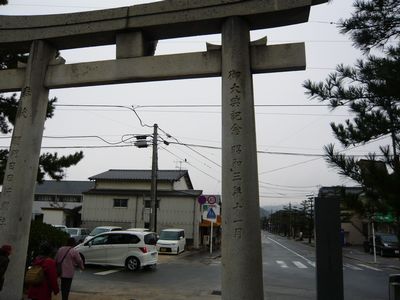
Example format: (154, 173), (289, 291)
(126, 228), (150, 232)
(83, 226), (122, 242)
(156, 228), (186, 254)
(75, 230), (158, 271)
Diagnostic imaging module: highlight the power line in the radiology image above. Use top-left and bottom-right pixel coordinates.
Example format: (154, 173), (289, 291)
(259, 195), (308, 199)
(160, 146), (221, 183)
(260, 157), (322, 174)
(43, 134), (136, 145)
(0, 137), (385, 158)
(134, 110), (350, 117)
(0, 144), (135, 149)
(134, 104), (332, 108)
(259, 180), (318, 189)
(55, 103), (351, 117)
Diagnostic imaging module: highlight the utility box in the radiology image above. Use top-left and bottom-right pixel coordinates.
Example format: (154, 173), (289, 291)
(389, 274), (400, 300)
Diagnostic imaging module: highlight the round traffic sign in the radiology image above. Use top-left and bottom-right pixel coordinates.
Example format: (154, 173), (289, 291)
(198, 195), (207, 204)
(207, 195), (217, 204)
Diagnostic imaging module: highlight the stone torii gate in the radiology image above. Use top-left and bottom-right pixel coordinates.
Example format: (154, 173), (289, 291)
(0, 0), (327, 299)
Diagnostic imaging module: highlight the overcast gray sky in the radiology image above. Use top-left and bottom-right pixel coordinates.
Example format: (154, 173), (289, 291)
(1, 0), (385, 206)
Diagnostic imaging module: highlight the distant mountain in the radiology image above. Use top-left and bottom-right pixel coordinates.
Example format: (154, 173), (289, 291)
(260, 205), (284, 217)
(260, 207), (269, 218)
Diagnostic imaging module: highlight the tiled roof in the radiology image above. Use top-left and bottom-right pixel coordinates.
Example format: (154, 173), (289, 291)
(89, 169), (189, 181)
(35, 180), (94, 195)
(83, 189), (203, 197)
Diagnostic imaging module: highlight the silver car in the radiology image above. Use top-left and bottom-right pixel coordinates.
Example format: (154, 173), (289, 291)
(66, 227), (90, 244)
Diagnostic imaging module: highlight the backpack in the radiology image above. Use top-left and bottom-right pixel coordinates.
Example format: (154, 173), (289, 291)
(24, 265), (44, 285)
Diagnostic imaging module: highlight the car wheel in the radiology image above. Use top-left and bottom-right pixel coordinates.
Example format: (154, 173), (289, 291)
(380, 249), (385, 257)
(125, 256), (140, 271)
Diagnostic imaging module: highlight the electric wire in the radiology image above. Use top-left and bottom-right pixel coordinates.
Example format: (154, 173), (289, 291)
(160, 146), (221, 183)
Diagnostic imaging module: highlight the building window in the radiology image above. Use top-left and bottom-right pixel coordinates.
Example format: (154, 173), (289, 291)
(34, 195), (55, 202)
(59, 196), (81, 203)
(113, 198), (128, 208)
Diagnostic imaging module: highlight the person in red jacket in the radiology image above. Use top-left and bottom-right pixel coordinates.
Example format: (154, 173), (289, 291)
(27, 242), (59, 300)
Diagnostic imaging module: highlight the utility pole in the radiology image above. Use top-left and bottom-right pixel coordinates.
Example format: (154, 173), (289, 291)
(149, 123), (158, 233)
(307, 195), (314, 244)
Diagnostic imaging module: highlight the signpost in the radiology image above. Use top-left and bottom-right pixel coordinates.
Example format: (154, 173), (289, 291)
(203, 203), (220, 254)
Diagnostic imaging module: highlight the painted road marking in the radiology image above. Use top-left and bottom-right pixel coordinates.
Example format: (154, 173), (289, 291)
(277, 260), (289, 268)
(94, 269), (121, 276)
(357, 264), (382, 271)
(344, 263), (362, 271)
(267, 236), (314, 266)
(293, 261), (307, 269)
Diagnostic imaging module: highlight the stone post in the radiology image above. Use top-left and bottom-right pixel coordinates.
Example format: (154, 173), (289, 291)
(315, 194), (344, 300)
(0, 40), (55, 299)
(221, 17), (264, 299)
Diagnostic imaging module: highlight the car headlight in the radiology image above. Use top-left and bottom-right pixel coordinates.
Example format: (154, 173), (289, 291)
(383, 243), (389, 247)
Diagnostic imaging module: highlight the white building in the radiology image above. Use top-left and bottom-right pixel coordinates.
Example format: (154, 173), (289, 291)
(81, 169), (203, 248)
(33, 180), (94, 227)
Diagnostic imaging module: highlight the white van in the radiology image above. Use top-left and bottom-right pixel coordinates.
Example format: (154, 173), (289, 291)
(156, 228), (186, 254)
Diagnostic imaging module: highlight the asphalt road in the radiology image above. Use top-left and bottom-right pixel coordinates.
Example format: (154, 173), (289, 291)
(65, 232), (394, 299)
(263, 232), (392, 300)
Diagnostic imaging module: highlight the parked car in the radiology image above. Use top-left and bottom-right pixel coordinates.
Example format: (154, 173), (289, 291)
(364, 233), (399, 257)
(75, 230), (158, 271)
(66, 227), (90, 244)
(83, 226), (122, 242)
(126, 228), (150, 232)
(156, 228), (186, 254)
(52, 225), (67, 232)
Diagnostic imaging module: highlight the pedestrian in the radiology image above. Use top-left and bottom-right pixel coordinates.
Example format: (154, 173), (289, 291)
(55, 237), (84, 300)
(0, 244), (12, 291)
(27, 242), (59, 300)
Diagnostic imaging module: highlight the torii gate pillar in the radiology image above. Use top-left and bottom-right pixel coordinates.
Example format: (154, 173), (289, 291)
(221, 17), (264, 299)
(0, 40), (56, 299)
(0, 1), (329, 298)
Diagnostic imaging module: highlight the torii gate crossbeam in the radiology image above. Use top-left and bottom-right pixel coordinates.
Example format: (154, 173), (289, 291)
(0, 1), (328, 299)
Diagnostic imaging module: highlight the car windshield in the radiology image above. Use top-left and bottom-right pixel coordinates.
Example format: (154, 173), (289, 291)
(90, 228), (110, 236)
(54, 226), (67, 232)
(382, 235), (398, 243)
(67, 229), (78, 235)
(159, 231), (180, 240)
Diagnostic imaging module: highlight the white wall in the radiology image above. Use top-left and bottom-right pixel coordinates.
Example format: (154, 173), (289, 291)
(82, 194), (201, 247)
(157, 196), (199, 243)
(172, 177), (189, 190)
(43, 210), (65, 225)
(82, 194), (140, 224)
(32, 201), (80, 215)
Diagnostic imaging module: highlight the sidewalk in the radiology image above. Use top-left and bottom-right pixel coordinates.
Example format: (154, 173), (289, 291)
(299, 238), (400, 270)
(342, 245), (400, 270)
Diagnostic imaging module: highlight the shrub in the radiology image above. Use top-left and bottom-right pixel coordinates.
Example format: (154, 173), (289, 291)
(26, 220), (69, 266)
